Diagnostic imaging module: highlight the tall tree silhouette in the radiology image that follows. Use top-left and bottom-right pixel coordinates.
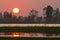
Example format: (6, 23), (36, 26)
(53, 8), (60, 23)
(55, 8), (60, 22)
(43, 5), (53, 22)
(28, 9), (38, 23)
(0, 12), (2, 23)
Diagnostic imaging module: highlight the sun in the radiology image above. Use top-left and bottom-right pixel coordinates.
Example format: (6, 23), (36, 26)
(13, 8), (19, 14)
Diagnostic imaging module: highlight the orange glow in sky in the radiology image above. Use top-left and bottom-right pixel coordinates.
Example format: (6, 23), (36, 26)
(0, 0), (60, 16)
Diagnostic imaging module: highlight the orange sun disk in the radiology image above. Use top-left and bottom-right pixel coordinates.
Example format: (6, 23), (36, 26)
(13, 8), (19, 14)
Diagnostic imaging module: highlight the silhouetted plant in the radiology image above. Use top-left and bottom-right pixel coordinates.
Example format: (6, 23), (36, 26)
(28, 9), (38, 23)
(43, 5), (53, 23)
(56, 8), (60, 22)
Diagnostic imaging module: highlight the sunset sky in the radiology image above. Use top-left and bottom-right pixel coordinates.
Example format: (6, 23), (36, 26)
(0, 0), (60, 17)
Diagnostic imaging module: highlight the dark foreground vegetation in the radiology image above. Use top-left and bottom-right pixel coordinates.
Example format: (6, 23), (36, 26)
(0, 37), (60, 40)
(0, 27), (60, 34)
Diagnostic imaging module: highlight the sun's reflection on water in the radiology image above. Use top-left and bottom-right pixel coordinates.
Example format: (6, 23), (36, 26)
(0, 32), (60, 37)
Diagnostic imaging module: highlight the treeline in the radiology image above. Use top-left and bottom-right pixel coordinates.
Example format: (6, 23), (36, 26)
(0, 5), (60, 24)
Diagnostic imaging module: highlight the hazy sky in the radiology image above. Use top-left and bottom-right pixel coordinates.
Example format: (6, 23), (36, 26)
(0, 0), (60, 16)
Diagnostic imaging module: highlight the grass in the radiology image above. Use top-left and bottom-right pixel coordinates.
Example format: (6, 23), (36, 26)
(0, 27), (60, 34)
(0, 37), (60, 40)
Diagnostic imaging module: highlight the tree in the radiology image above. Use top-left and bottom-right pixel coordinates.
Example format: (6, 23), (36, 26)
(0, 12), (3, 23)
(28, 9), (38, 23)
(43, 5), (53, 22)
(53, 8), (60, 23)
